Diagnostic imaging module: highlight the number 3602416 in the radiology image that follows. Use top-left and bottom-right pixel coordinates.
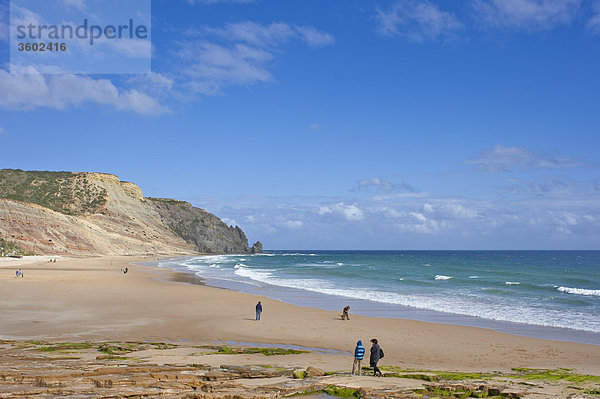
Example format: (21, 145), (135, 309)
(17, 42), (67, 52)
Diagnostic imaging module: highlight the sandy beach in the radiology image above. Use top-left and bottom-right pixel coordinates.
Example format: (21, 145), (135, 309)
(1, 256), (599, 397)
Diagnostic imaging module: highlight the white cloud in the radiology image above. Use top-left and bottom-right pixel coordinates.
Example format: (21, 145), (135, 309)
(294, 25), (336, 47)
(174, 21), (333, 95)
(355, 177), (396, 192)
(110, 39), (152, 58)
(467, 145), (583, 172)
(190, 185), (600, 249)
(178, 41), (274, 95)
(588, 1), (600, 33)
(472, 0), (580, 31)
(318, 203), (364, 221)
(381, 201), (477, 235)
(589, 13), (600, 32)
(130, 72), (174, 92)
(0, 4), (8, 42)
(284, 220), (304, 229)
(0, 4), (159, 115)
(354, 177), (418, 193)
(61, 0), (86, 11)
(0, 66), (168, 115)
(206, 21), (334, 48)
(425, 202), (479, 219)
(376, 0), (463, 42)
(395, 211), (441, 234)
(207, 22), (296, 47)
(371, 192), (428, 201)
(376, 206), (405, 218)
(503, 177), (572, 195)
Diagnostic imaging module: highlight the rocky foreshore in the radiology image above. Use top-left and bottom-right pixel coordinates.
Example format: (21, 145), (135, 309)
(1, 340), (597, 398)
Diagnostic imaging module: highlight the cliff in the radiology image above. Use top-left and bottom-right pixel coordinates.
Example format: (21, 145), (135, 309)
(0, 169), (261, 256)
(148, 198), (251, 254)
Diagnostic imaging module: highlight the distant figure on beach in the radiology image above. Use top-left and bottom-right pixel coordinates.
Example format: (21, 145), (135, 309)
(16, 269), (23, 278)
(342, 305), (350, 320)
(256, 301), (262, 321)
(121, 267), (128, 274)
(352, 340), (365, 375)
(370, 338), (383, 377)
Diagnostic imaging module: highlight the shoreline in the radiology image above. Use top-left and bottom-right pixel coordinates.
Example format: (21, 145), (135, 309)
(1, 255), (599, 377)
(153, 255), (600, 346)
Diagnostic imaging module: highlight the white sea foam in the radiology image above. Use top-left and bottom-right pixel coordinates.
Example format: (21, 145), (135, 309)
(423, 263), (431, 267)
(557, 286), (600, 297)
(168, 255), (600, 334)
(505, 282), (520, 285)
(234, 266), (273, 281)
(227, 266), (600, 333)
(337, 263), (344, 266)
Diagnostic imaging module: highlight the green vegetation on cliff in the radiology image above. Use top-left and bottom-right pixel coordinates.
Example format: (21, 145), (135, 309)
(0, 237), (34, 256)
(146, 197), (187, 206)
(0, 169), (107, 215)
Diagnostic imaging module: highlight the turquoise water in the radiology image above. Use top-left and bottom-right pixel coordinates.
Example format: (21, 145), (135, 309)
(158, 250), (600, 343)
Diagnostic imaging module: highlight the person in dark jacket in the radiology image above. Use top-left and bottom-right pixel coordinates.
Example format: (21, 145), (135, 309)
(369, 338), (382, 377)
(255, 301), (262, 321)
(352, 340), (365, 375)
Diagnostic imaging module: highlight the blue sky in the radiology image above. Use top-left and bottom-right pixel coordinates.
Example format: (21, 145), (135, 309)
(1, 0), (599, 249)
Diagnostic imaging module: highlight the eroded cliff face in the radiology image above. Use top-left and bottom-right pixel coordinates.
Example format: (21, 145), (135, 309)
(0, 169), (260, 256)
(148, 199), (253, 254)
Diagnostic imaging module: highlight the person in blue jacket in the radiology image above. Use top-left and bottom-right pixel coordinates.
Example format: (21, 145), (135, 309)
(255, 301), (262, 321)
(352, 340), (365, 375)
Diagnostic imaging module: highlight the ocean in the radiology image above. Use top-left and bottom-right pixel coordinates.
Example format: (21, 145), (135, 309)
(157, 250), (600, 345)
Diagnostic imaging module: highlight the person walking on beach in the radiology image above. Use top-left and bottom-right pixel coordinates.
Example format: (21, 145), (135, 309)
(342, 305), (350, 320)
(15, 269), (23, 278)
(352, 340), (365, 375)
(255, 301), (262, 321)
(369, 338), (383, 377)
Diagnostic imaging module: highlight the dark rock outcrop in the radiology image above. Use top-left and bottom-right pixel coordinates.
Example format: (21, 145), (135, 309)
(251, 241), (263, 254)
(148, 198), (258, 254)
